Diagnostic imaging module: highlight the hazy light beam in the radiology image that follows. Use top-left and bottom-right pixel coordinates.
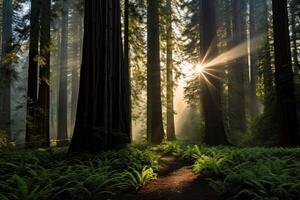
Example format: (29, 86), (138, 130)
(204, 35), (263, 69)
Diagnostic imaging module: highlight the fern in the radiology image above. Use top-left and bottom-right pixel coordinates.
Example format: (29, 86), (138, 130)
(123, 167), (157, 189)
(0, 142), (159, 200)
(157, 142), (300, 200)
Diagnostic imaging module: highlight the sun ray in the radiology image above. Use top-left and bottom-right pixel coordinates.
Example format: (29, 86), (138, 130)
(202, 70), (223, 81)
(180, 35), (264, 95)
(204, 35), (263, 68)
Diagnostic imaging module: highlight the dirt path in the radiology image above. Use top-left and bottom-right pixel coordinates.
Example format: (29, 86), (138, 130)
(120, 154), (217, 200)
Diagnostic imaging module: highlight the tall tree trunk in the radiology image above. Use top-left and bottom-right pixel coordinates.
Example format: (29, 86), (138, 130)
(51, 20), (61, 132)
(71, 13), (81, 132)
(37, 0), (51, 147)
(290, 2), (299, 74)
(200, 0), (228, 145)
(229, 0), (246, 134)
(124, 0), (129, 72)
(147, 0), (164, 144)
(57, 3), (69, 146)
(124, 0), (131, 139)
(224, 0), (232, 129)
(26, 0), (40, 146)
(69, 0), (131, 153)
(0, 0), (12, 140)
(272, 0), (299, 146)
(0, 1), (2, 59)
(261, 0), (273, 108)
(248, 0), (259, 117)
(166, 0), (176, 141)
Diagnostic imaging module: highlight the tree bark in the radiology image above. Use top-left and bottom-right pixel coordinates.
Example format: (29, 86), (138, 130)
(0, 0), (12, 140)
(37, 0), (51, 147)
(261, 0), (273, 109)
(147, 0), (165, 144)
(0, 1), (2, 59)
(71, 13), (81, 132)
(224, 0), (232, 129)
(69, 0), (131, 153)
(57, 3), (69, 146)
(272, 0), (299, 146)
(248, 0), (259, 117)
(200, 0), (228, 145)
(124, 0), (132, 139)
(166, 0), (176, 141)
(290, 2), (299, 74)
(26, 0), (41, 146)
(229, 0), (246, 134)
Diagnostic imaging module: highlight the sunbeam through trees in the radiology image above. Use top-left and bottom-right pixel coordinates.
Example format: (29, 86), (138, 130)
(0, 0), (300, 199)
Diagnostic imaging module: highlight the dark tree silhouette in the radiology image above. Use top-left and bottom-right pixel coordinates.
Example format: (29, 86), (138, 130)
(26, 0), (41, 146)
(290, 0), (300, 74)
(272, 0), (299, 146)
(37, 0), (51, 147)
(147, 0), (164, 144)
(124, 0), (132, 138)
(228, 0), (246, 134)
(200, 0), (228, 145)
(69, 0), (131, 153)
(0, 0), (12, 139)
(26, 0), (51, 147)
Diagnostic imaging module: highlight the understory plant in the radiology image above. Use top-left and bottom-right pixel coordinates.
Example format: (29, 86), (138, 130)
(158, 142), (300, 200)
(0, 143), (158, 200)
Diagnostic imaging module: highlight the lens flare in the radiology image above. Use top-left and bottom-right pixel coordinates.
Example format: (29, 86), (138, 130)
(195, 64), (205, 74)
(174, 35), (264, 137)
(193, 35), (264, 87)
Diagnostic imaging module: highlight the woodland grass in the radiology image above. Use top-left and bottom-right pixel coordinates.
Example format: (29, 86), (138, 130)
(0, 142), (159, 200)
(156, 142), (300, 200)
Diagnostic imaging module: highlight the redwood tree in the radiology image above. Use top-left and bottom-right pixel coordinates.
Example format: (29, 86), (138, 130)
(272, 0), (299, 146)
(69, 0), (131, 153)
(147, 0), (164, 144)
(228, 0), (246, 134)
(26, 0), (41, 146)
(124, 0), (131, 138)
(290, 0), (299, 74)
(26, 0), (51, 147)
(261, 0), (273, 108)
(200, 0), (228, 145)
(166, 0), (176, 141)
(71, 13), (81, 132)
(57, 2), (69, 146)
(0, 0), (12, 139)
(249, 0), (259, 117)
(37, 0), (51, 146)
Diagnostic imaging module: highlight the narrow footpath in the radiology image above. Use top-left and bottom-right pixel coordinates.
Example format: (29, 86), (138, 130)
(120, 154), (217, 200)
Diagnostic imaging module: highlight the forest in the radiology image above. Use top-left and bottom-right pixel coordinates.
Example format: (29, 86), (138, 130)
(0, 0), (300, 199)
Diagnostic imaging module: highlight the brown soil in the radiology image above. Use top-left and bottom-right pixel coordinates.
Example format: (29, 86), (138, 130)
(116, 154), (218, 200)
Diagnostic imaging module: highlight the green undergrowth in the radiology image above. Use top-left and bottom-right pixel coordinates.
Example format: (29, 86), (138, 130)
(157, 142), (300, 200)
(0, 142), (159, 200)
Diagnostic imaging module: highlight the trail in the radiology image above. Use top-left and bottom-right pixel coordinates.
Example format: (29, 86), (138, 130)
(120, 154), (217, 200)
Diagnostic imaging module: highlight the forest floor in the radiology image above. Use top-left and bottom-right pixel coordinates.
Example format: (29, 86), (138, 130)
(119, 153), (217, 200)
(2, 143), (299, 199)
